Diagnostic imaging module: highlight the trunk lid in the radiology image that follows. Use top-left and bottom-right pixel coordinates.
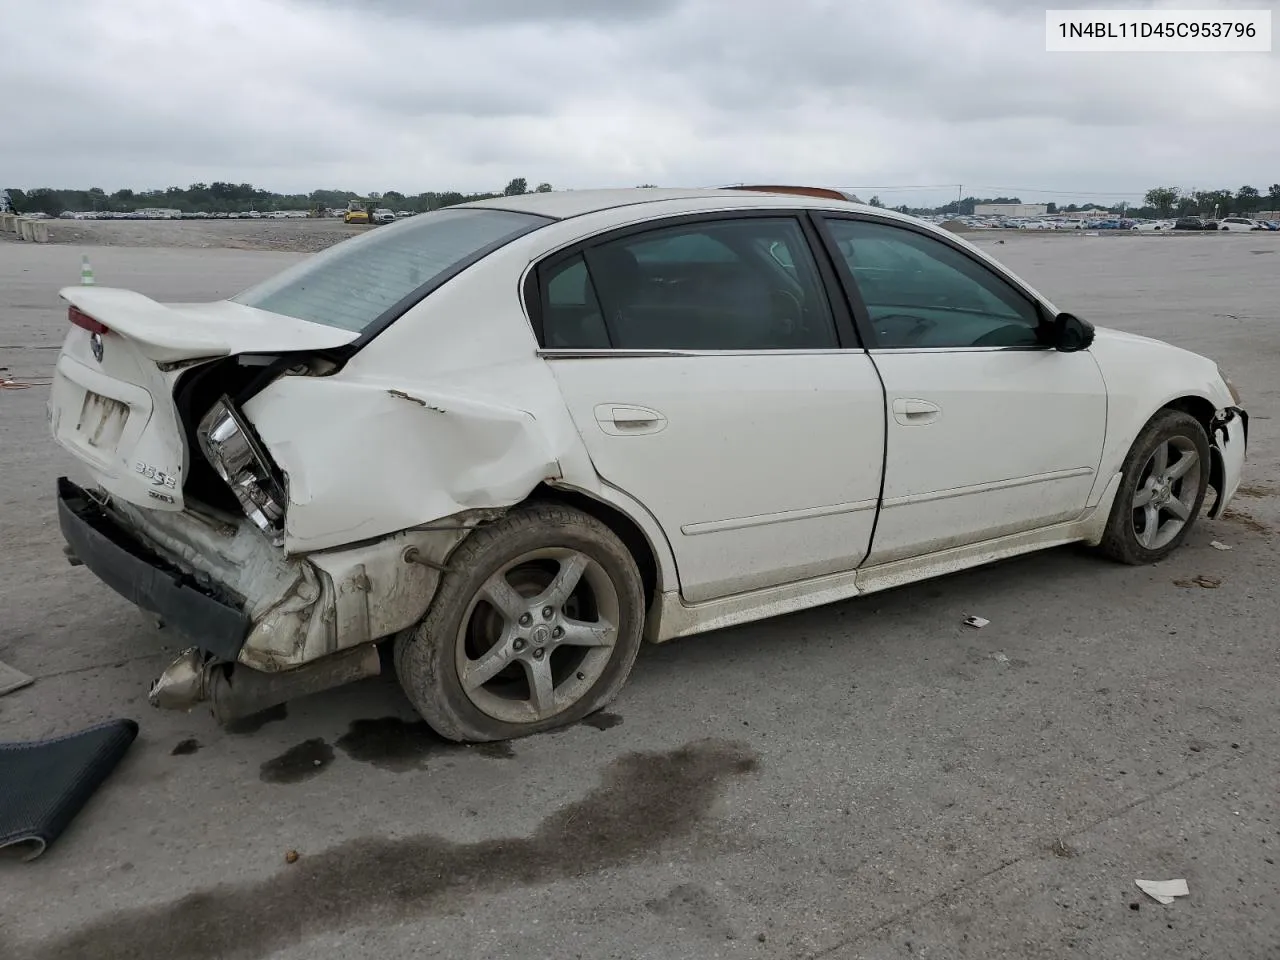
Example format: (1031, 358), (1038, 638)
(48, 287), (357, 513)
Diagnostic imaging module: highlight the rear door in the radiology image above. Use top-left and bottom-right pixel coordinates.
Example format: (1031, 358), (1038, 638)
(535, 213), (887, 603)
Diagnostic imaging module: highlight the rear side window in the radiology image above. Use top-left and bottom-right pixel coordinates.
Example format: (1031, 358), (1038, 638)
(539, 217), (838, 351)
(233, 208), (551, 333)
(543, 255), (610, 348)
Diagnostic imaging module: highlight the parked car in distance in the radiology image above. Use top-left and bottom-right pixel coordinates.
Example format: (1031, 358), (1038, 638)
(1132, 220), (1174, 232)
(49, 187), (1249, 742)
(372, 208), (397, 224)
(1218, 217), (1262, 231)
(1173, 217), (1207, 230)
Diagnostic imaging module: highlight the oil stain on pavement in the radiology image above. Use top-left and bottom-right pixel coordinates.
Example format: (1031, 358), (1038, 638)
(223, 702), (288, 735)
(335, 717), (514, 772)
(258, 739), (334, 784)
(25, 739), (759, 960)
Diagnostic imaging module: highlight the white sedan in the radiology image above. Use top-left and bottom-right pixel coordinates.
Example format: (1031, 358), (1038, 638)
(49, 188), (1248, 741)
(1218, 217), (1262, 231)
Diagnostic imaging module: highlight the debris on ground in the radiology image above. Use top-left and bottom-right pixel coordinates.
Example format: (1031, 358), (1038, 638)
(993, 652), (1010, 664)
(285, 849), (300, 864)
(963, 616), (990, 628)
(1210, 541), (1232, 551)
(1222, 508), (1274, 535)
(0, 719), (138, 860)
(1174, 575), (1223, 589)
(1135, 878), (1189, 904)
(1051, 838), (1074, 858)
(0, 660), (34, 696)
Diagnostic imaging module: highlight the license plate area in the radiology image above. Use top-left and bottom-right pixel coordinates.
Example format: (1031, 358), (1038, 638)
(76, 390), (131, 451)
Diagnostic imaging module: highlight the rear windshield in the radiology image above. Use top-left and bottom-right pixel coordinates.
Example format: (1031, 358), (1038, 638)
(232, 208), (551, 333)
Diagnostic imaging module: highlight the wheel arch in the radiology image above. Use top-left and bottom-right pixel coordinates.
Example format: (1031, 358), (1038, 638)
(1160, 394), (1216, 433)
(522, 482), (674, 612)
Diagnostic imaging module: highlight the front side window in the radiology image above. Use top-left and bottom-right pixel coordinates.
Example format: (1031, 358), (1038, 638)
(823, 218), (1049, 349)
(234, 208), (550, 333)
(541, 217), (838, 351)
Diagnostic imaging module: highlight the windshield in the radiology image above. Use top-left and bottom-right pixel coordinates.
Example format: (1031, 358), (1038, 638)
(233, 208), (551, 333)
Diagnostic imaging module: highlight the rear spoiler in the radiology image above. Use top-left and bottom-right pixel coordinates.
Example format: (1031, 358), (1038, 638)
(59, 287), (358, 364)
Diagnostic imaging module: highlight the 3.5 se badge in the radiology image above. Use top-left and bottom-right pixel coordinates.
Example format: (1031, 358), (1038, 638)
(135, 462), (178, 489)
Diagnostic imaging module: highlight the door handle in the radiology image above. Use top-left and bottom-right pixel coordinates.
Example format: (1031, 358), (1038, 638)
(892, 398), (941, 425)
(609, 406), (661, 425)
(593, 404), (668, 435)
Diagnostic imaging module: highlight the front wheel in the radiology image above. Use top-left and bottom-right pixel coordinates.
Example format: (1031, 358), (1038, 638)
(1098, 410), (1210, 565)
(395, 502), (646, 742)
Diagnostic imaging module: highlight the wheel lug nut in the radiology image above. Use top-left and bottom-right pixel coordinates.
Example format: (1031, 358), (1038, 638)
(513, 639), (527, 651)
(533, 648), (545, 660)
(518, 613), (532, 626)
(542, 606), (554, 619)
(552, 626), (564, 639)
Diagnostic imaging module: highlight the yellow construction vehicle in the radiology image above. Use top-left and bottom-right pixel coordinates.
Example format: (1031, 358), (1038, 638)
(343, 199), (370, 224)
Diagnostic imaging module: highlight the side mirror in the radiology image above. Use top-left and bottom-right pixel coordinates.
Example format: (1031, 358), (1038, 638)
(1053, 312), (1095, 352)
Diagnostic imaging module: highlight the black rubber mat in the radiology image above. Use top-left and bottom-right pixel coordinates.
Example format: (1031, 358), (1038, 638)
(0, 719), (139, 861)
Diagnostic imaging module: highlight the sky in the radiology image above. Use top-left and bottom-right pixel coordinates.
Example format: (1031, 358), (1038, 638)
(6, 0), (1278, 208)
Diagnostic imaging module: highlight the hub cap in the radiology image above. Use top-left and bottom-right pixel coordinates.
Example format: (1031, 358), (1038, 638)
(1131, 436), (1201, 550)
(455, 548), (619, 724)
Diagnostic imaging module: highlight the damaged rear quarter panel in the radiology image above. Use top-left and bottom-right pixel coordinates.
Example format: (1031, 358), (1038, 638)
(244, 375), (565, 553)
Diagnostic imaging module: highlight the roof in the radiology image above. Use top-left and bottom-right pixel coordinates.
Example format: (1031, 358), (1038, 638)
(460, 188), (734, 220)
(461, 186), (871, 221)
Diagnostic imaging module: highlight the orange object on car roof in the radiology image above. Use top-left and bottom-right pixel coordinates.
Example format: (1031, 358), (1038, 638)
(724, 185), (861, 201)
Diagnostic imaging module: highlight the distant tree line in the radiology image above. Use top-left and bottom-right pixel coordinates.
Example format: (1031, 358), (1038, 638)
(8, 178), (1279, 221)
(1139, 184), (1280, 218)
(1, 177), (556, 218)
(899, 183), (1280, 220)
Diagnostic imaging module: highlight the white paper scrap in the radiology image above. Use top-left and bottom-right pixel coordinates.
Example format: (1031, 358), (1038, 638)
(1135, 878), (1189, 904)
(963, 616), (990, 628)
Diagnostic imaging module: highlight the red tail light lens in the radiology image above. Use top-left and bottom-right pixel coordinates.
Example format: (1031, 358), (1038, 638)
(69, 306), (109, 335)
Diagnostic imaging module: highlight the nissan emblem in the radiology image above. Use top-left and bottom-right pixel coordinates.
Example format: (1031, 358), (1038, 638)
(90, 332), (104, 363)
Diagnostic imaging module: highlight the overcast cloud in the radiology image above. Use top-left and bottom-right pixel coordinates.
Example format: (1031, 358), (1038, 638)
(6, 0), (1277, 206)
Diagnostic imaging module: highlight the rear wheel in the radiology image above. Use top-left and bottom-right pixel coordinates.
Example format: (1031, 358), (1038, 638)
(395, 502), (645, 742)
(1098, 410), (1210, 565)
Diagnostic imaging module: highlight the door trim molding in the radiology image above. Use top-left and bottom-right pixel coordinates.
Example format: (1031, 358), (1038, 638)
(880, 466), (1094, 509)
(680, 498), (878, 536)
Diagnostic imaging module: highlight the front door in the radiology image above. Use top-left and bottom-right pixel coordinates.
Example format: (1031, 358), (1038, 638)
(816, 215), (1108, 566)
(536, 214), (886, 603)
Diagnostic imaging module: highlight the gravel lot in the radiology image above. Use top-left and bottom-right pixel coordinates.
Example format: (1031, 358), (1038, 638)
(1, 230), (1278, 960)
(17, 216), (369, 253)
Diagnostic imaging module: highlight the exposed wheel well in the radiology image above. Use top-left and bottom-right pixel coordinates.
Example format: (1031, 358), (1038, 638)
(1160, 395), (1223, 505)
(1162, 395), (1215, 433)
(524, 484), (661, 608)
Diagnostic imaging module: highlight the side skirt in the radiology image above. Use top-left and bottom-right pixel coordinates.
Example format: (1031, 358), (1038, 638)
(648, 471), (1123, 643)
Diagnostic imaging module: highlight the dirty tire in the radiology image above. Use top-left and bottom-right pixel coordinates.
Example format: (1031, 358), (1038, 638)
(394, 502), (645, 742)
(1097, 409), (1210, 565)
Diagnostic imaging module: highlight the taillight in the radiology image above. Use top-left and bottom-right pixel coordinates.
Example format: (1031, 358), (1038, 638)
(69, 306), (109, 335)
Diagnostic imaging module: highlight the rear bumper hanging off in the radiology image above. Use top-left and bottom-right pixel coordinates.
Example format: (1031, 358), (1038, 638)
(56, 476), (251, 660)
